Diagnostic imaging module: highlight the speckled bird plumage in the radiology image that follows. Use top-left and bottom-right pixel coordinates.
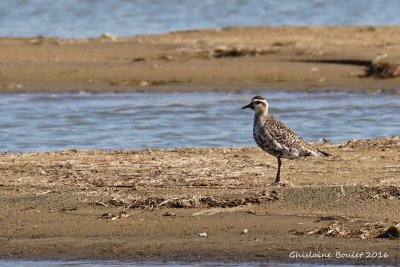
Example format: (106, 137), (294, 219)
(242, 95), (330, 183)
(253, 113), (324, 159)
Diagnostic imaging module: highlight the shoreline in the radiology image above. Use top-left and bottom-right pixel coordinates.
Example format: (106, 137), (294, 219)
(0, 85), (400, 95)
(0, 137), (399, 265)
(0, 83), (398, 94)
(1, 26), (400, 93)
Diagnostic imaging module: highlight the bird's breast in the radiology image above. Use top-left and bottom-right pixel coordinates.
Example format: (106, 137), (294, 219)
(253, 117), (303, 159)
(253, 120), (283, 156)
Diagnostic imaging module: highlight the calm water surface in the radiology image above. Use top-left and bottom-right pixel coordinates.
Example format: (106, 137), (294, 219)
(1, 0), (400, 37)
(0, 91), (398, 152)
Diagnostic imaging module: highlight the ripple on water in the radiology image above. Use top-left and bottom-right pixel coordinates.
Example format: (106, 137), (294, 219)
(0, 91), (399, 152)
(3, 0), (400, 37)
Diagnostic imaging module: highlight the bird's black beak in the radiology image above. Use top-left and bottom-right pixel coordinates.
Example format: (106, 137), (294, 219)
(241, 103), (253, 109)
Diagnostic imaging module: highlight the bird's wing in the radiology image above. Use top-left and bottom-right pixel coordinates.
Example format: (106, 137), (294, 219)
(265, 115), (317, 155)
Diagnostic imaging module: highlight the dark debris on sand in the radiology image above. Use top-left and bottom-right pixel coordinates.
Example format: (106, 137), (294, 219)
(109, 190), (279, 210)
(364, 59), (400, 79)
(212, 46), (273, 58)
(293, 217), (400, 240)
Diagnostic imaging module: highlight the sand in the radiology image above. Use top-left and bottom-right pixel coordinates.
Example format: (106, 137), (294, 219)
(0, 137), (399, 265)
(0, 26), (399, 265)
(1, 26), (400, 93)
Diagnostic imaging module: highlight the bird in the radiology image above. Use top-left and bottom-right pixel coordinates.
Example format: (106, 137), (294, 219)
(242, 96), (331, 184)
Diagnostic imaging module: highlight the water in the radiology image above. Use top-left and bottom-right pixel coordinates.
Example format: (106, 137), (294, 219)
(0, 90), (398, 153)
(1, 0), (400, 38)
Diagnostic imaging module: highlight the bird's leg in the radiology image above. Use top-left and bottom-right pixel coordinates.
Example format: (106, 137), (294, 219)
(275, 157), (282, 184)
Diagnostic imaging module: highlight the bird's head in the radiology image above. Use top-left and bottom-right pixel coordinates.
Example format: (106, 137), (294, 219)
(241, 96), (269, 114)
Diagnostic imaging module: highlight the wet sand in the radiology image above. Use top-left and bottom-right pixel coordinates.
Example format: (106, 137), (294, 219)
(0, 137), (399, 265)
(1, 26), (400, 93)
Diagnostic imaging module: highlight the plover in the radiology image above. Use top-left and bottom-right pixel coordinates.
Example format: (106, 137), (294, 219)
(242, 96), (330, 184)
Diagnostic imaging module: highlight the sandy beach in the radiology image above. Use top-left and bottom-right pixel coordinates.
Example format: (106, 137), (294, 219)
(0, 26), (399, 265)
(1, 26), (400, 93)
(0, 137), (399, 265)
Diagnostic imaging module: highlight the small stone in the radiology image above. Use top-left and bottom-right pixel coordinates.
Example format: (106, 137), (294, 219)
(29, 38), (43, 45)
(241, 229), (249, 234)
(139, 80), (149, 86)
(198, 232), (207, 237)
(101, 32), (116, 41)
